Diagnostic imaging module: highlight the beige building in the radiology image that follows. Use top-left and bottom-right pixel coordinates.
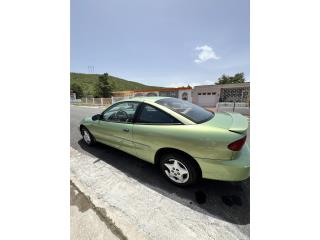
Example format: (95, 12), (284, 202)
(192, 82), (250, 107)
(112, 90), (134, 97)
(112, 83), (249, 107)
(112, 87), (193, 102)
(133, 87), (192, 102)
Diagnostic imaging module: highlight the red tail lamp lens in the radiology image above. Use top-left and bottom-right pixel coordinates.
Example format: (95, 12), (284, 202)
(228, 136), (247, 151)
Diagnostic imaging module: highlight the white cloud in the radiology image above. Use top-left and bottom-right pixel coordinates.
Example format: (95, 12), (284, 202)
(194, 45), (220, 64)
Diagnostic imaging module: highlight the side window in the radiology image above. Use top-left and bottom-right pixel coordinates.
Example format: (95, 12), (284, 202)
(136, 104), (180, 124)
(102, 102), (139, 123)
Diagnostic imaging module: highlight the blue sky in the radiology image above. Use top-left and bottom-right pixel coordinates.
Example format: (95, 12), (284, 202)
(71, 0), (249, 87)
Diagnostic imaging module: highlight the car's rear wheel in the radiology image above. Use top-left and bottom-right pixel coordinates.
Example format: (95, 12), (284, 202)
(81, 127), (95, 146)
(159, 153), (199, 186)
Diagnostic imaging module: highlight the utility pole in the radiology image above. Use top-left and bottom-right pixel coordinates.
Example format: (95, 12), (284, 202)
(88, 66), (95, 73)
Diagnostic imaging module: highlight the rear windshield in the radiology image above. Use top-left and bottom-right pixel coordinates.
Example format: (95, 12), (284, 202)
(156, 98), (214, 124)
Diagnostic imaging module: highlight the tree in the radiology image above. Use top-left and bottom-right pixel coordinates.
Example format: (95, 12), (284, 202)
(71, 83), (83, 98)
(94, 73), (113, 97)
(215, 72), (245, 85)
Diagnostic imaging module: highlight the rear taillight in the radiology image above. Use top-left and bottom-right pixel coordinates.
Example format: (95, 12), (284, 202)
(228, 136), (247, 151)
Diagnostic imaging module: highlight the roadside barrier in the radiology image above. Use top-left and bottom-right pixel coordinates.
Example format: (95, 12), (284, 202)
(216, 102), (250, 116)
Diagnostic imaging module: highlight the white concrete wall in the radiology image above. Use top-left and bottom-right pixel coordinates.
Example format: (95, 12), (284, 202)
(216, 102), (250, 115)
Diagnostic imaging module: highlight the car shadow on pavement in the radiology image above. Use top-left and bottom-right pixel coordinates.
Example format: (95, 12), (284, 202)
(77, 140), (250, 226)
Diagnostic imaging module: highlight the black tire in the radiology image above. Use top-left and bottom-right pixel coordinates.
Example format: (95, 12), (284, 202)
(80, 127), (96, 146)
(159, 152), (200, 187)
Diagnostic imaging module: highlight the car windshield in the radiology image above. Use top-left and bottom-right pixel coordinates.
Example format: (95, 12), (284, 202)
(155, 98), (214, 124)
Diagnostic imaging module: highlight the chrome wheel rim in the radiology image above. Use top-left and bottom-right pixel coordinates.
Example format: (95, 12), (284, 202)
(83, 130), (91, 144)
(164, 159), (189, 184)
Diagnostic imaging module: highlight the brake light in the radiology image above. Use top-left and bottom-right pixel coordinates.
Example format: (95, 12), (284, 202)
(228, 136), (247, 151)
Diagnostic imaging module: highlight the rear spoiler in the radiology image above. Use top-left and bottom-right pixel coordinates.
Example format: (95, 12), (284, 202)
(226, 112), (249, 134)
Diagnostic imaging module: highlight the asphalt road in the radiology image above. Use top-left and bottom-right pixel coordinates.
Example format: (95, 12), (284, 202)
(70, 105), (250, 237)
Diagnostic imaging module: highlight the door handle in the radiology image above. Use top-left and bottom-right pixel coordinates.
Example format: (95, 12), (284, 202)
(123, 128), (129, 132)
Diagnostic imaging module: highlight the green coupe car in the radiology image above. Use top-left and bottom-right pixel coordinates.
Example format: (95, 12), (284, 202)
(80, 97), (249, 186)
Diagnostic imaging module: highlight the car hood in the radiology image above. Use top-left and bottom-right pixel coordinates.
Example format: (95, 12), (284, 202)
(203, 112), (249, 134)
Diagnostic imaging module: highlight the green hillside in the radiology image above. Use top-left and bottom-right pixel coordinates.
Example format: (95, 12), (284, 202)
(71, 72), (162, 97)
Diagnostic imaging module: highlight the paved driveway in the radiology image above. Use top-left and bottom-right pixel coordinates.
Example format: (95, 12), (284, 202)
(70, 105), (250, 237)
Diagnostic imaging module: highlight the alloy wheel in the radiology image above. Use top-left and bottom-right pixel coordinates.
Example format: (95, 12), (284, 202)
(83, 130), (91, 144)
(164, 159), (190, 184)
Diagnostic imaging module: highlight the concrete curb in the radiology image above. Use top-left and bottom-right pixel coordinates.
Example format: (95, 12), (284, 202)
(70, 147), (248, 240)
(70, 181), (128, 240)
(71, 148), (153, 240)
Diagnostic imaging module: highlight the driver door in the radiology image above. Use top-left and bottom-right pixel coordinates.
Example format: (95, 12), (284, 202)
(95, 101), (140, 153)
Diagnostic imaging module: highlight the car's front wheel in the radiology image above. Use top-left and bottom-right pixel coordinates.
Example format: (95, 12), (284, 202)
(81, 127), (95, 146)
(159, 153), (199, 187)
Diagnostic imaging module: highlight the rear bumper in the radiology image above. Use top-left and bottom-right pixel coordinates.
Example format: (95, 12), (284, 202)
(195, 144), (250, 181)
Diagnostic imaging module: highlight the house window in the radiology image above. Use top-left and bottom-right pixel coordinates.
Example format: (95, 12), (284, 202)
(207, 92), (211, 95)
(203, 93), (207, 95)
(198, 93), (201, 95)
(212, 92), (216, 95)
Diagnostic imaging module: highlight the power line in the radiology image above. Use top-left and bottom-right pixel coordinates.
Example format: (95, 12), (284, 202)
(88, 65), (95, 73)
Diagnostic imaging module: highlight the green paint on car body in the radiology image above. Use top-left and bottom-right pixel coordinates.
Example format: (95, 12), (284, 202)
(80, 97), (249, 182)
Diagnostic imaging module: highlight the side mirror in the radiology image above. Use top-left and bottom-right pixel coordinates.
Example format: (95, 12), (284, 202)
(92, 114), (101, 121)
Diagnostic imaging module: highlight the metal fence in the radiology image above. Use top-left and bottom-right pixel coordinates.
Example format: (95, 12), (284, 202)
(111, 95), (134, 104)
(216, 102), (250, 116)
(71, 97), (250, 116)
(70, 96), (138, 106)
(70, 97), (113, 106)
(70, 99), (81, 103)
(70, 95), (133, 106)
